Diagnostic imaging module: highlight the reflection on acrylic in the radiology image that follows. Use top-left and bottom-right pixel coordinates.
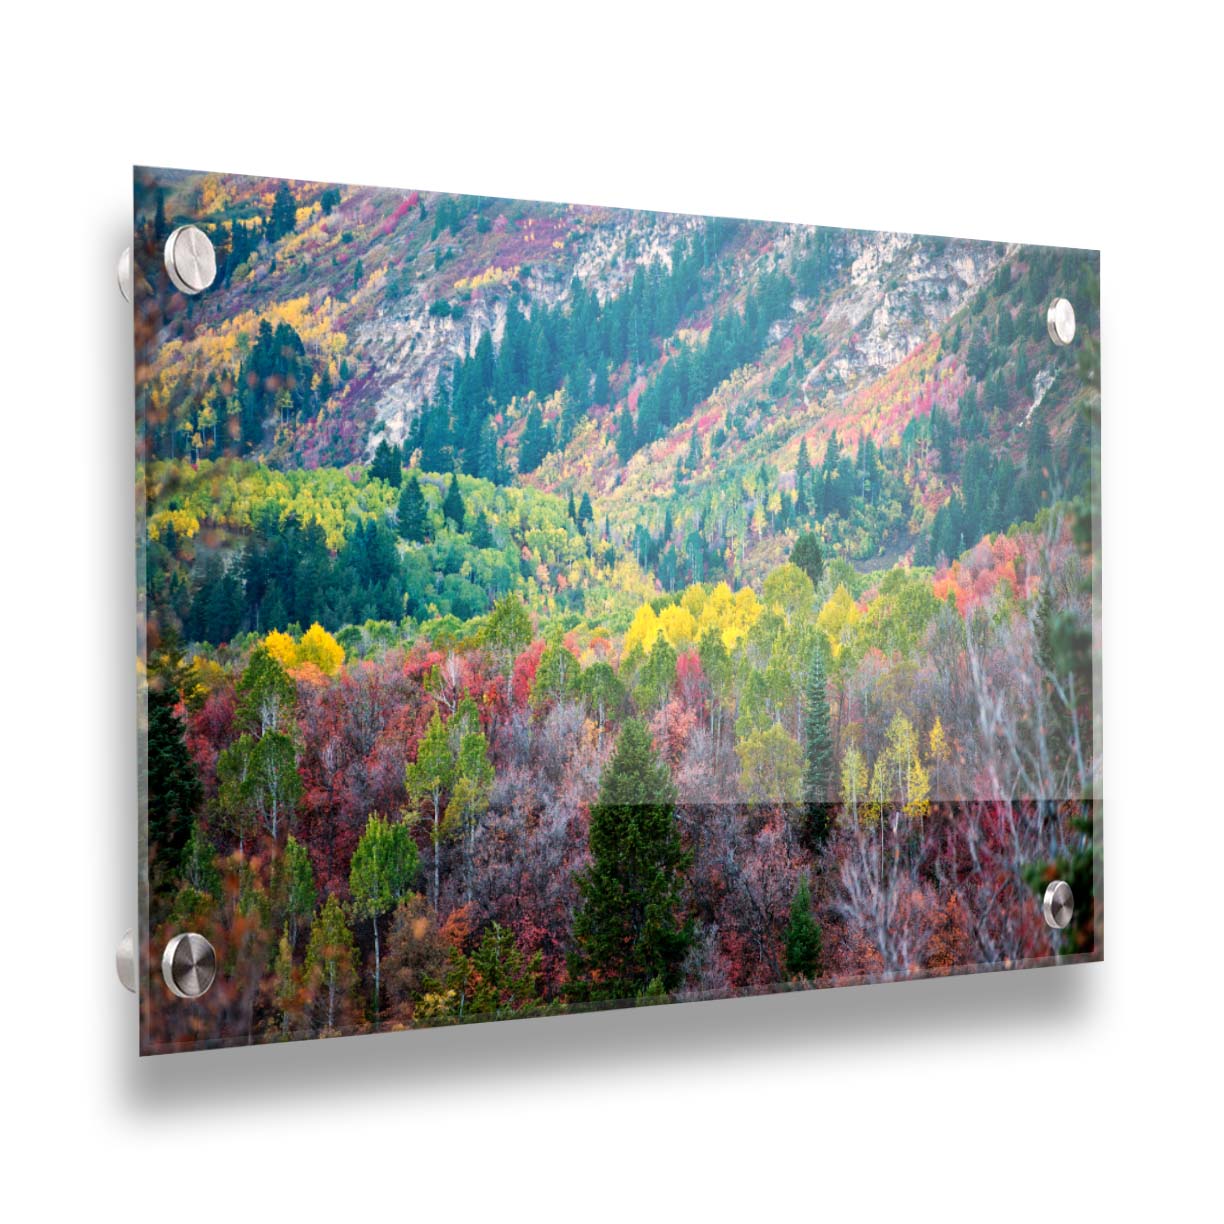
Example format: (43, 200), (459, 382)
(134, 169), (1101, 1053)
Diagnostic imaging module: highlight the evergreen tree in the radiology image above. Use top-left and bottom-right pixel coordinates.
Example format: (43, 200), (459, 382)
(793, 435), (812, 511)
(397, 472), (428, 542)
(577, 491), (594, 530)
(147, 685), (202, 861)
(801, 647), (834, 846)
(442, 473), (466, 531)
(370, 438), (402, 487)
(571, 720), (692, 999)
(270, 182), (297, 242)
(518, 403), (550, 473)
(791, 531), (824, 588)
(784, 875), (823, 980)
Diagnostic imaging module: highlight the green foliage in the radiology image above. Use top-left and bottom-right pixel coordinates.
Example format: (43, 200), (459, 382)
(737, 722), (803, 805)
(426, 923), (547, 1024)
(791, 531), (824, 588)
(278, 834), (316, 948)
(397, 471), (428, 542)
(530, 640), (581, 708)
(350, 812), (420, 1017)
(572, 720), (692, 999)
(147, 685), (201, 861)
(784, 876), (823, 980)
(305, 893), (358, 1034)
(236, 646), (295, 736)
(802, 647), (834, 844)
(370, 438), (402, 487)
(483, 593), (533, 676)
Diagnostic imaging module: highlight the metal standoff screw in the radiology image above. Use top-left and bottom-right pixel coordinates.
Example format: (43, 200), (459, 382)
(161, 932), (217, 999)
(1046, 297), (1076, 346)
(115, 929), (136, 993)
(116, 246), (133, 302)
(164, 225), (216, 295)
(1042, 880), (1075, 930)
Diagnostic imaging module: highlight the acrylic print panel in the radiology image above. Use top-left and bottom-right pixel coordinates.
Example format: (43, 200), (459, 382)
(133, 167), (1101, 1054)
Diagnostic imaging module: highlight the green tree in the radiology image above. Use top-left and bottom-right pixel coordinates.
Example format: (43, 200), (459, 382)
(147, 686), (201, 863)
(802, 646), (834, 845)
(404, 711), (455, 912)
(530, 640), (581, 709)
(179, 819), (220, 898)
(248, 729), (302, 841)
(445, 729), (494, 906)
(482, 593), (533, 680)
(349, 813), (420, 1020)
(370, 437), (403, 486)
(442, 472), (466, 530)
(278, 833), (316, 949)
(784, 875), (823, 980)
(518, 403), (550, 473)
(436, 923), (545, 1022)
(216, 732), (256, 852)
(571, 719), (692, 999)
(577, 661), (627, 747)
(270, 181), (297, 241)
(737, 722), (803, 805)
(236, 645), (295, 736)
(305, 893), (358, 1034)
(397, 471), (428, 542)
(635, 634), (677, 711)
(790, 531), (824, 588)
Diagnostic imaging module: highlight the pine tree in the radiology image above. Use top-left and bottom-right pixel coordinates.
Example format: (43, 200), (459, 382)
(791, 531), (824, 588)
(796, 436), (811, 507)
(370, 438), (402, 487)
(270, 182), (297, 242)
(441, 472), (466, 531)
(147, 687), (202, 860)
(571, 720), (692, 999)
(577, 491), (594, 529)
(802, 647), (834, 846)
(784, 876), (823, 980)
(397, 472), (428, 542)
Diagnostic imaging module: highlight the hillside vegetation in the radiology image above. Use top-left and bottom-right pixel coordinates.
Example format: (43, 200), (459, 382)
(134, 169), (1100, 1050)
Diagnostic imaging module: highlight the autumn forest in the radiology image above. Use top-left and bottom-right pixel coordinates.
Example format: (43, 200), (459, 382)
(134, 169), (1100, 1052)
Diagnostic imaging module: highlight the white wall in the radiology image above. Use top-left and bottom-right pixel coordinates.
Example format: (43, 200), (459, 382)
(3, 3), (1218, 1218)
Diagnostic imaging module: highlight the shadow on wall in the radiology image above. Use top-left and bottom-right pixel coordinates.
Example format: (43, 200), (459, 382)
(116, 961), (1101, 1115)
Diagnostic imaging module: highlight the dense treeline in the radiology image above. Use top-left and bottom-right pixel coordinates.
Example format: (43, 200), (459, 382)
(143, 503), (1096, 1050)
(412, 220), (741, 482)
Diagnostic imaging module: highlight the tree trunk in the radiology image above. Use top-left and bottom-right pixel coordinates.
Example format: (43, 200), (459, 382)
(372, 916), (380, 1024)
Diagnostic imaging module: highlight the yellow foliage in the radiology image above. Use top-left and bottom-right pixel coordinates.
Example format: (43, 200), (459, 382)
(453, 264), (520, 293)
(624, 603), (661, 657)
(298, 623), (345, 675)
(263, 630), (298, 670)
(817, 584), (859, 657)
(658, 603), (697, 651)
(263, 623), (345, 676)
(147, 508), (200, 542)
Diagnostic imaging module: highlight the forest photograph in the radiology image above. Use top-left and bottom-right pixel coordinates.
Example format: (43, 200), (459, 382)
(133, 168), (1101, 1053)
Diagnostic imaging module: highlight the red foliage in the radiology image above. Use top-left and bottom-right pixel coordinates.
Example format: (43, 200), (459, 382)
(511, 639), (546, 709)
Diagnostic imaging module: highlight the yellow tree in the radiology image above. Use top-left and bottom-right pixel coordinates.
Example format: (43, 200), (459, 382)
(928, 716), (949, 799)
(841, 745), (869, 824)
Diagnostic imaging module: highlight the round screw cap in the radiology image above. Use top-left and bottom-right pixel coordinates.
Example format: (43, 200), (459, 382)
(164, 225), (216, 295)
(1046, 297), (1076, 346)
(1042, 879), (1075, 930)
(161, 932), (217, 999)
